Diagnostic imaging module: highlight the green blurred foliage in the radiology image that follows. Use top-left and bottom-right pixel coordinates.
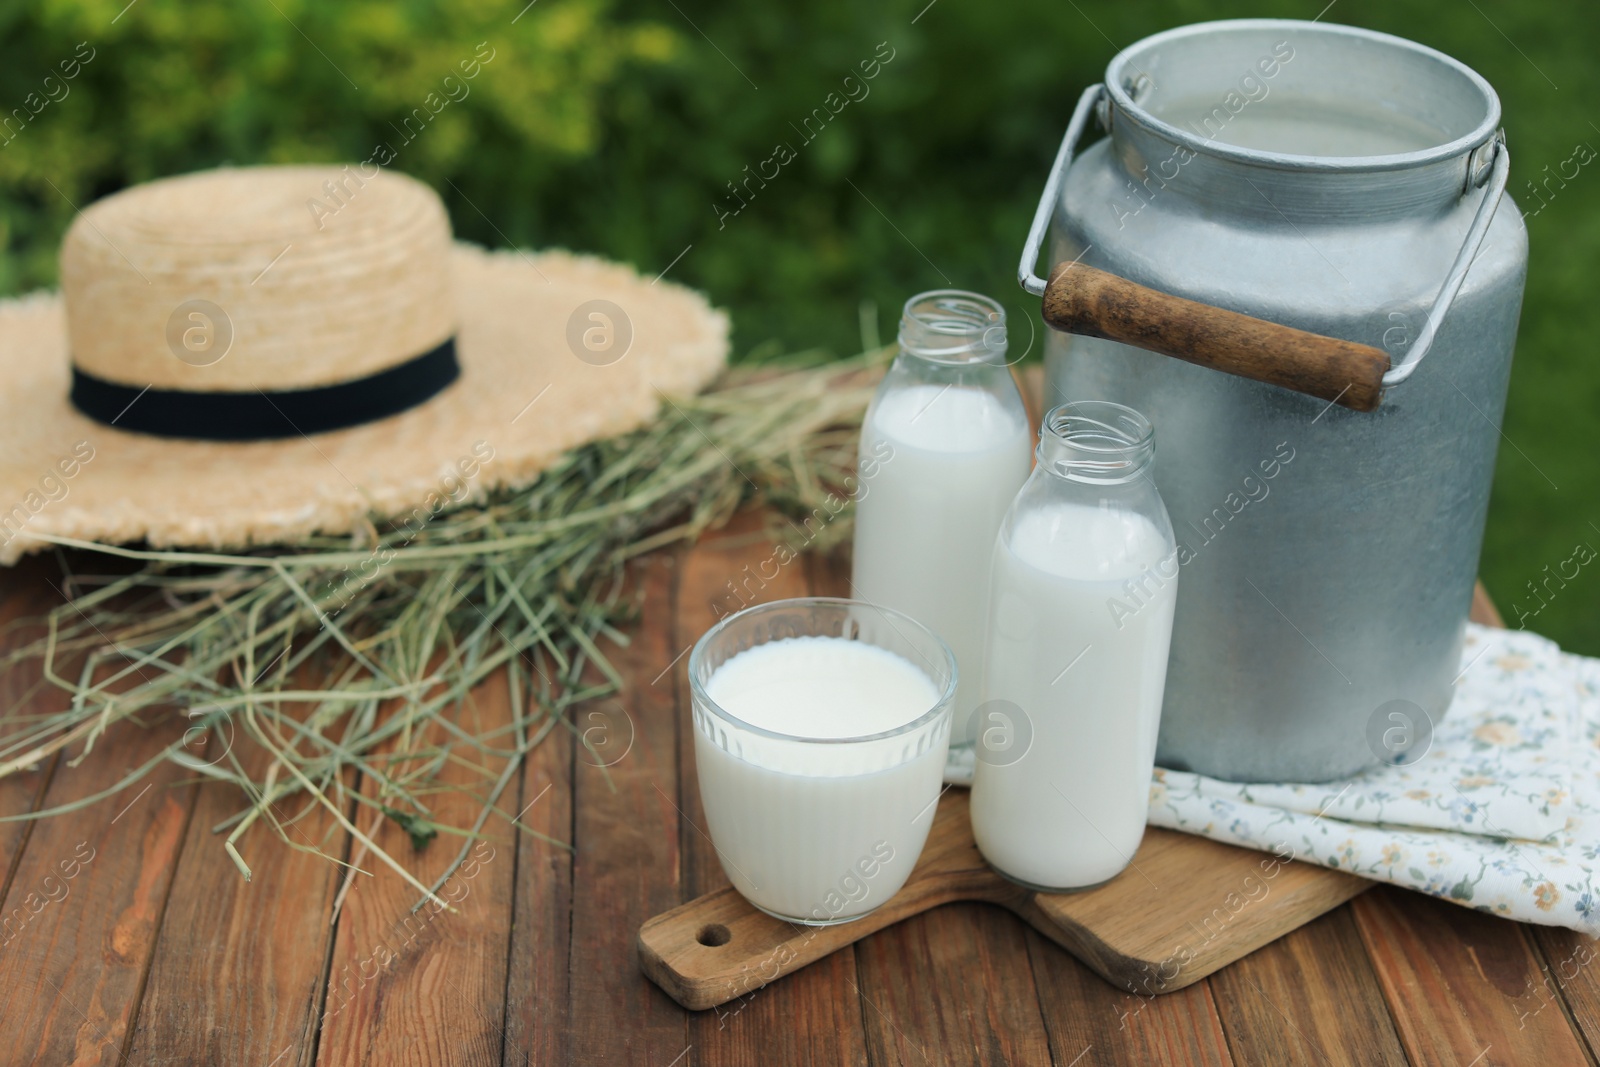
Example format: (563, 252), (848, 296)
(0, 0), (676, 289)
(0, 0), (1595, 653)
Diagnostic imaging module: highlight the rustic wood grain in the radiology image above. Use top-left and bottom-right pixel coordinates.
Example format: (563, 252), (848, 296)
(314, 671), (520, 1067)
(0, 750), (57, 919)
(1023, 825), (1368, 994)
(123, 692), (351, 1067)
(1353, 886), (1591, 1066)
(0, 716), (196, 1067)
(0, 519), (1582, 1067)
(854, 904), (1055, 1066)
(1209, 907), (1407, 1065)
(566, 556), (690, 1064)
(0, 561), (69, 904)
(1025, 929), (1233, 1067)
(500, 696), (574, 1066)
(1528, 927), (1600, 1061)
(675, 514), (872, 1066)
(1042, 262), (1389, 411)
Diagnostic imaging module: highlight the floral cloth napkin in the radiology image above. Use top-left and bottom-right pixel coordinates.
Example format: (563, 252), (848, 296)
(1148, 624), (1600, 933)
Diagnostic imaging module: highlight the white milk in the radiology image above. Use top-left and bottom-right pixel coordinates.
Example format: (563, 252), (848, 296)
(970, 502), (1177, 890)
(694, 636), (948, 923)
(852, 384), (1033, 746)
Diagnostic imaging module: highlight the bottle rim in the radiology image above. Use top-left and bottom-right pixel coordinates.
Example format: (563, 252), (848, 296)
(1039, 400), (1155, 481)
(897, 289), (1008, 364)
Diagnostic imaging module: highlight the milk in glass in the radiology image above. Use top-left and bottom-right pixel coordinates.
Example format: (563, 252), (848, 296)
(689, 601), (956, 924)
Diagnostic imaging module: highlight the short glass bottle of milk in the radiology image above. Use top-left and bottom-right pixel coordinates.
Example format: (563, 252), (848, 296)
(851, 291), (1032, 783)
(970, 401), (1179, 892)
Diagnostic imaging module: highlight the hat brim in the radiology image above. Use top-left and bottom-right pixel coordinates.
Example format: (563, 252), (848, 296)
(0, 244), (728, 563)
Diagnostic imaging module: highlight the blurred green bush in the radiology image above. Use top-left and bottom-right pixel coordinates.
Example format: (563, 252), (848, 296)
(0, 0), (677, 290)
(1, 0), (1595, 654)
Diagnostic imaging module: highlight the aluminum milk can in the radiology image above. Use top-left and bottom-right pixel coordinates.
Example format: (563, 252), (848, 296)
(1018, 19), (1527, 781)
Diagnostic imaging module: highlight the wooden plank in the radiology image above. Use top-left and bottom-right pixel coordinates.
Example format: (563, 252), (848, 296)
(123, 699), (351, 1067)
(1209, 907), (1406, 1065)
(0, 520), (1541, 1065)
(1353, 886), (1591, 1066)
(1026, 930), (1233, 1067)
(0, 560), (70, 901)
(854, 906), (1054, 1066)
(314, 671), (520, 1066)
(0, 750), (57, 907)
(1527, 927), (1600, 1061)
(501, 695), (574, 1066)
(566, 556), (689, 1063)
(0, 716), (196, 1067)
(675, 515), (870, 1065)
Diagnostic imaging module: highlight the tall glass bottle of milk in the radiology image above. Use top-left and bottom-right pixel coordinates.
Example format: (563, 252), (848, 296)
(851, 291), (1032, 782)
(970, 401), (1178, 891)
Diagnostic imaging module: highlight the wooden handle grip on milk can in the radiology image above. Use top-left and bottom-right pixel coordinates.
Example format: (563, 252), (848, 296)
(1041, 262), (1391, 412)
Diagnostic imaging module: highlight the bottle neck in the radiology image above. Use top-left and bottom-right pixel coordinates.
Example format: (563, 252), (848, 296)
(1036, 402), (1155, 485)
(897, 289), (1008, 366)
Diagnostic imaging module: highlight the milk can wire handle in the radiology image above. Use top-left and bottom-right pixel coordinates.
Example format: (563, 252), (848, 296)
(1017, 84), (1105, 301)
(1017, 86), (1512, 413)
(1386, 133), (1510, 387)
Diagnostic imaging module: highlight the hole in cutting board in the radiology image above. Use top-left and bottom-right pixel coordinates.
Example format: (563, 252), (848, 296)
(696, 923), (731, 947)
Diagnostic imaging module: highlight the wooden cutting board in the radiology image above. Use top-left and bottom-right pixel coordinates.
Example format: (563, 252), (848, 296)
(639, 788), (1367, 1010)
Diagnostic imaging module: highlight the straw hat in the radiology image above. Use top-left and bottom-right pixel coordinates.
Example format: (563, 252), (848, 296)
(0, 165), (728, 563)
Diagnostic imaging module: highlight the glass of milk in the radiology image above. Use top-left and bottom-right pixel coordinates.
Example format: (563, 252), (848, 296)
(851, 291), (1033, 785)
(970, 402), (1178, 892)
(689, 597), (957, 925)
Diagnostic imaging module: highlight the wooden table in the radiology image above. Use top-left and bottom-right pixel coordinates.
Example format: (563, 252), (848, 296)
(2, 510), (1597, 1066)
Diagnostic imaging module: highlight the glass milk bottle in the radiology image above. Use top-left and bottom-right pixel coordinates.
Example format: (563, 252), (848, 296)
(970, 401), (1178, 890)
(851, 291), (1032, 780)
